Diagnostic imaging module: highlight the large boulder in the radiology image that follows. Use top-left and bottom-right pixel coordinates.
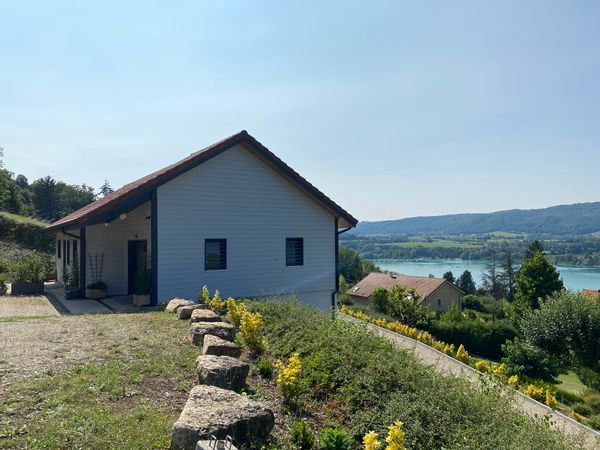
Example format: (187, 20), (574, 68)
(196, 355), (249, 391)
(190, 308), (221, 323)
(202, 335), (242, 358)
(177, 304), (205, 320)
(189, 321), (236, 346)
(171, 385), (274, 450)
(165, 298), (195, 312)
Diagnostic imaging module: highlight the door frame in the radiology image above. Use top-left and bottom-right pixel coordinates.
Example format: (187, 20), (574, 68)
(127, 240), (148, 294)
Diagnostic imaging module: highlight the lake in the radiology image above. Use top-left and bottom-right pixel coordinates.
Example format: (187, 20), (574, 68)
(370, 259), (600, 292)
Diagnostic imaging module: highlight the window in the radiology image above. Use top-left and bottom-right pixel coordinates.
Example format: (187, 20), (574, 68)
(286, 238), (304, 266)
(437, 298), (442, 307)
(57, 240), (62, 258)
(205, 239), (226, 271)
(66, 240), (71, 265)
(73, 240), (78, 261)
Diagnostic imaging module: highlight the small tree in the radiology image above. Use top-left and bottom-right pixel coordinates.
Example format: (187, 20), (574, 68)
(443, 271), (455, 284)
(456, 270), (476, 294)
(98, 179), (114, 197)
(501, 251), (516, 301)
(481, 256), (506, 300)
(513, 250), (563, 316)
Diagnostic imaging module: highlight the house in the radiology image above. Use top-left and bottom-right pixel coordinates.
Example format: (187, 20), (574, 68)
(581, 289), (600, 300)
(347, 272), (463, 311)
(46, 131), (357, 308)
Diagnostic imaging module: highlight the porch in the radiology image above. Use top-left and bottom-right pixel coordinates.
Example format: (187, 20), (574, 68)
(45, 282), (148, 314)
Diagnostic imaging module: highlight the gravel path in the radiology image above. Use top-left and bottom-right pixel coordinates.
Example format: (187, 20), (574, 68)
(341, 314), (600, 449)
(0, 295), (61, 318)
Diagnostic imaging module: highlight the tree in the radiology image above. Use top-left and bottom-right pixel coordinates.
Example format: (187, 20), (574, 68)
(338, 248), (379, 285)
(56, 183), (96, 216)
(524, 240), (544, 259)
(31, 176), (60, 220)
(456, 270), (476, 294)
(513, 249), (563, 316)
(501, 251), (516, 301)
(442, 271), (455, 284)
(481, 256), (505, 300)
(99, 179), (114, 197)
(0, 146), (4, 168)
(371, 285), (429, 327)
(15, 174), (29, 189)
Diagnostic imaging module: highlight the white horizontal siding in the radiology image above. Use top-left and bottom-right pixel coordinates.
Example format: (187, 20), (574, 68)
(85, 202), (151, 296)
(157, 144), (335, 309)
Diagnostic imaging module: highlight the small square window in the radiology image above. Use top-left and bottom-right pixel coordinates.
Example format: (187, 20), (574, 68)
(437, 298), (442, 307)
(205, 239), (226, 271)
(286, 238), (304, 266)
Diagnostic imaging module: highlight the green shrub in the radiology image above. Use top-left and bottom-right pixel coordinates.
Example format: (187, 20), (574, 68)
(587, 415), (600, 431)
(583, 391), (600, 414)
(318, 428), (352, 450)
(290, 419), (314, 450)
(577, 367), (600, 391)
(9, 252), (52, 283)
(572, 402), (592, 417)
(0, 274), (6, 290)
(257, 357), (274, 379)
(555, 388), (583, 406)
(250, 300), (582, 449)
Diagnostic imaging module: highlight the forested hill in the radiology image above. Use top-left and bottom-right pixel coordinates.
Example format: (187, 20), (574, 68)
(354, 202), (600, 236)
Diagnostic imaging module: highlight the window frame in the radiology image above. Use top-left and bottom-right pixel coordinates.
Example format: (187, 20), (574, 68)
(204, 238), (227, 271)
(57, 239), (62, 259)
(66, 240), (71, 265)
(285, 237), (304, 267)
(73, 240), (78, 261)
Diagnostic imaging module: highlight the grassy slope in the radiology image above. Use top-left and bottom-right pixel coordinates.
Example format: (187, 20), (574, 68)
(0, 312), (197, 449)
(0, 211), (47, 227)
(558, 372), (587, 396)
(249, 300), (582, 450)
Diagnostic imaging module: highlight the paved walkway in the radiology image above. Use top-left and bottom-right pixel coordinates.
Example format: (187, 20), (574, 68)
(341, 313), (600, 449)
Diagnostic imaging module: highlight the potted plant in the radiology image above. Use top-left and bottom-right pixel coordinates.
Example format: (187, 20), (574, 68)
(64, 252), (81, 300)
(10, 253), (48, 295)
(133, 269), (151, 306)
(87, 280), (107, 299)
(0, 275), (7, 295)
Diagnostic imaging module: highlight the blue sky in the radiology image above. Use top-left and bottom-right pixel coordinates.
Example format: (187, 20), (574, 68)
(1, 1), (599, 221)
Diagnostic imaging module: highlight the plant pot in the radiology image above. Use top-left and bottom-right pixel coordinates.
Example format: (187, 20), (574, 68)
(89, 288), (107, 299)
(133, 294), (151, 306)
(11, 281), (44, 295)
(65, 288), (81, 300)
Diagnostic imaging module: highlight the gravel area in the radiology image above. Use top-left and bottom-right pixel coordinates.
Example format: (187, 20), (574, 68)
(0, 312), (180, 391)
(0, 295), (61, 318)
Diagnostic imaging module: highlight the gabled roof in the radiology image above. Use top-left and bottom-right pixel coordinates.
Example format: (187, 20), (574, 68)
(347, 272), (463, 302)
(46, 130), (358, 232)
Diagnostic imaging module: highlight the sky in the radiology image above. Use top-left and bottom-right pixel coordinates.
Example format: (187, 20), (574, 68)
(1, 1), (599, 221)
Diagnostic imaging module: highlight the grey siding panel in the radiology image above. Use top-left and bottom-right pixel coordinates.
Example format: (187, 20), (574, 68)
(157, 144), (335, 308)
(85, 202), (151, 296)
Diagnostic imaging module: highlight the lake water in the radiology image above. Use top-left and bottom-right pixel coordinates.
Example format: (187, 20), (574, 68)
(370, 259), (600, 292)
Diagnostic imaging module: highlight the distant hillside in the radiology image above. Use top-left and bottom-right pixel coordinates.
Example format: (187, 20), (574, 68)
(354, 202), (600, 236)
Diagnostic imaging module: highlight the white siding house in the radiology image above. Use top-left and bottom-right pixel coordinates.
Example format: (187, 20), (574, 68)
(46, 131), (357, 308)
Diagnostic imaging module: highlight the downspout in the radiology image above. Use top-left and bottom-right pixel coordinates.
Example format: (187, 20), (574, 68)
(332, 218), (352, 311)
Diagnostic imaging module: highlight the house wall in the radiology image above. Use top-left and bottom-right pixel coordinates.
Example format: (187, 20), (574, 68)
(54, 231), (80, 284)
(156, 144), (336, 309)
(84, 202), (151, 296)
(420, 283), (463, 312)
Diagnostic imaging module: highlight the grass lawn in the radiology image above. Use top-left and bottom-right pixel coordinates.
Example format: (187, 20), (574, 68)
(558, 371), (587, 396)
(0, 211), (47, 227)
(0, 311), (197, 449)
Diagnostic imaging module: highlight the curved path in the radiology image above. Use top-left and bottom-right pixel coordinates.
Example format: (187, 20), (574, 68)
(341, 313), (600, 449)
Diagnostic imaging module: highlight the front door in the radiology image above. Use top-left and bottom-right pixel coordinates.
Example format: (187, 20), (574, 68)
(128, 240), (148, 294)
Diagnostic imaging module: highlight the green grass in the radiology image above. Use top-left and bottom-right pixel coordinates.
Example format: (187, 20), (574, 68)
(558, 371), (587, 396)
(0, 311), (197, 449)
(0, 211), (47, 227)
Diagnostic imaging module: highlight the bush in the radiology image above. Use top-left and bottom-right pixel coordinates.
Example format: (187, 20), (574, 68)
(587, 415), (600, 431)
(290, 419), (314, 450)
(239, 311), (266, 354)
(572, 402), (592, 417)
(318, 428), (352, 450)
(251, 300), (582, 449)
(0, 274), (6, 291)
(555, 388), (583, 406)
(583, 391), (600, 414)
(502, 338), (563, 382)
(257, 356), (273, 379)
(9, 252), (52, 283)
(577, 367), (600, 391)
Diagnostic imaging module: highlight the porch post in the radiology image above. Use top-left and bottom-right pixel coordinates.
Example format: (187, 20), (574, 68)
(80, 226), (86, 296)
(151, 189), (158, 305)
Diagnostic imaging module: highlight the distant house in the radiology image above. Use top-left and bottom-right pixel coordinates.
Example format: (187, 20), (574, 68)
(347, 272), (463, 311)
(581, 289), (600, 300)
(46, 131), (357, 308)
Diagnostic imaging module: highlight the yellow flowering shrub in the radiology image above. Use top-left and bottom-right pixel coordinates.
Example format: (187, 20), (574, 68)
(545, 389), (558, 409)
(526, 384), (545, 401)
(385, 420), (406, 450)
(363, 431), (381, 450)
(206, 289), (226, 313)
(492, 363), (507, 380)
(455, 344), (470, 364)
(226, 297), (247, 327)
(275, 352), (302, 402)
(475, 360), (489, 373)
(198, 285), (210, 304)
(507, 375), (519, 387)
(443, 343), (455, 356)
(572, 411), (585, 423)
(240, 310), (266, 354)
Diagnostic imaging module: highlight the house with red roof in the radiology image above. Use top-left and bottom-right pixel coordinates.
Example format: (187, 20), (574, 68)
(46, 131), (357, 308)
